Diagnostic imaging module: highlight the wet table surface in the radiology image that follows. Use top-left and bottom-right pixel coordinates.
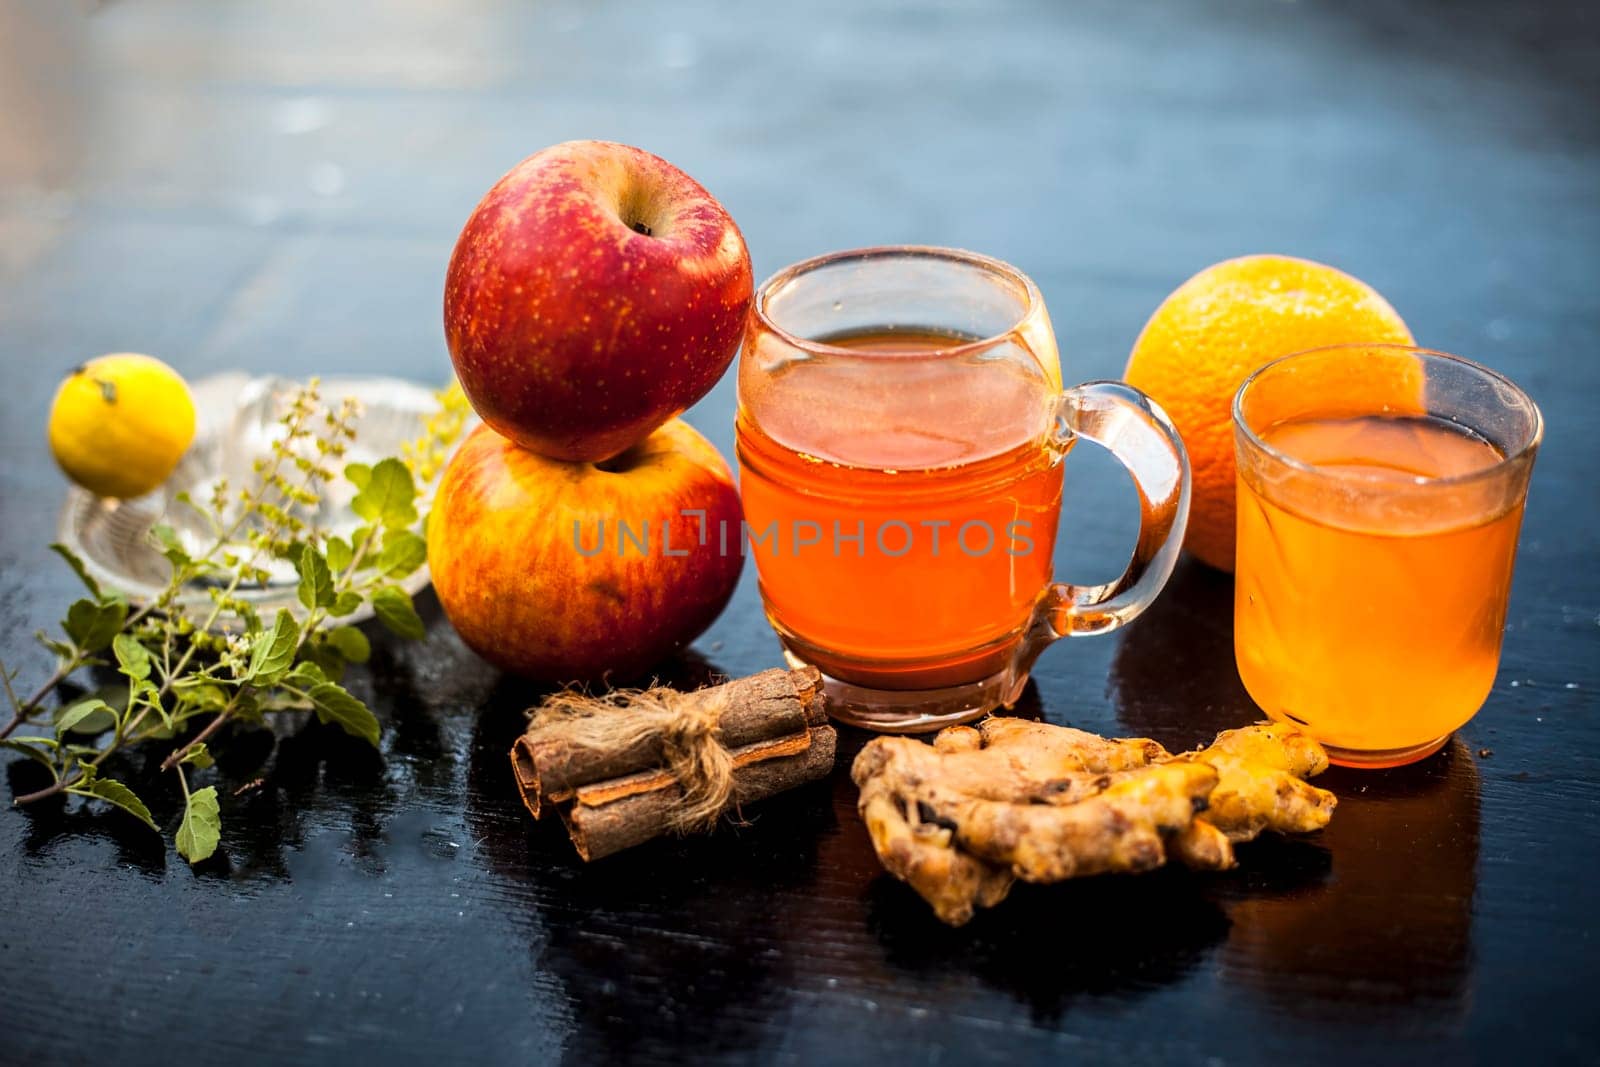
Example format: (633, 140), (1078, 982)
(1, 1), (1597, 1063)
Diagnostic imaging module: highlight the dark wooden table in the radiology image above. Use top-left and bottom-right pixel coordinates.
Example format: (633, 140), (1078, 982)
(2, 2), (1596, 1063)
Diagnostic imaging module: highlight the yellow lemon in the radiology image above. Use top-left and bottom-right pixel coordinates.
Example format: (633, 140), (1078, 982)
(49, 354), (197, 499)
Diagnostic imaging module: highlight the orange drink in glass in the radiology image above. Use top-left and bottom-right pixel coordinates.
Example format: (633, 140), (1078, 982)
(1233, 344), (1542, 767)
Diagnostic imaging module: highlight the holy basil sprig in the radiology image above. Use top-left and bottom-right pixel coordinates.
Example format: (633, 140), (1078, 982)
(0, 380), (456, 864)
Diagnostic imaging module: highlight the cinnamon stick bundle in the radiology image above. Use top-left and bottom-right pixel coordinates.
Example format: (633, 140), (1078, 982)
(510, 667), (836, 860)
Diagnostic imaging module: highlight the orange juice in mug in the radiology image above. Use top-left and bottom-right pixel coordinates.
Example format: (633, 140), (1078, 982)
(737, 247), (1191, 732)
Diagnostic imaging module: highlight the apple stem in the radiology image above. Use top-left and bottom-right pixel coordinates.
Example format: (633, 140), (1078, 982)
(629, 220), (653, 237)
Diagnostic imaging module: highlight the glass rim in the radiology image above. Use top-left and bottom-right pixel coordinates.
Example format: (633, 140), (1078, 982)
(751, 245), (1042, 360)
(1232, 343), (1544, 489)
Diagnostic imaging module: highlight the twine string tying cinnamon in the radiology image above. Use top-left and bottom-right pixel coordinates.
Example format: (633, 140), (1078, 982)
(530, 685), (737, 833)
(511, 667), (834, 861)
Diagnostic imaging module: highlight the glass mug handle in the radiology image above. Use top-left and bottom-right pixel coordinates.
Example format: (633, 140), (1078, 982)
(1021, 381), (1191, 665)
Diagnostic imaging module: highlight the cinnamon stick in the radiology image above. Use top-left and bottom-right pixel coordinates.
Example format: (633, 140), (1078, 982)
(511, 666), (824, 819)
(561, 725), (837, 861)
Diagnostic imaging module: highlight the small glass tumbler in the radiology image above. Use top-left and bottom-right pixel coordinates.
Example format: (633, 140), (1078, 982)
(1233, 344), (1542, 767)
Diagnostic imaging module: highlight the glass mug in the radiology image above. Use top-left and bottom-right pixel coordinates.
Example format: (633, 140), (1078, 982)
(736, 246), (1191, 731)
(1234, 344), (1542, 767)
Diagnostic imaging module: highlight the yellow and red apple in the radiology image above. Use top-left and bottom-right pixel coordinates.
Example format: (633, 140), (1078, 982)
(427, 419), (742, 683)
(444, 140), (753, 464)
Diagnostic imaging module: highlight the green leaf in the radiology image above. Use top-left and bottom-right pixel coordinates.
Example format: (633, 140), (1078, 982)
(63, 597), (127, 652)
(308, 682), (381, 746)
(329, 591), (363, 617)
(37, 632), (77, 662)
(149, 524), (193, 568)
(140, 681), (168, 727)
(301, 643), (347, 682)
(377, 529), (428, 579)
(175, 682), (229, 711)
(293, 546), (335, 611)
(350, 458), (417, 527)
(175, 786), (222, 863)
(49, 543), (102, 599)
(0, 736), (59, 771)
(344, 462), (373, 490)
(325, 626), (371, 664)
(1, 734), (58, 751)
(370, 586), (425, 640)
(325, 536), (353, 573)
(112, 633), (151, 681)
(247, 610), (300, 683)
(77, 777), (157, 830)
(112, 637), (162, 724)
(56, 698), (114, 737)
(257, 690), (309, 713)
(283, 661), (328, 689)
(180, 742), (214, 770)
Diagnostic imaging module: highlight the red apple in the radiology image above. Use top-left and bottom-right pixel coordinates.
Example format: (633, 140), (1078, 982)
(427, 418), (743, 682)
(444, 140), (753, 463)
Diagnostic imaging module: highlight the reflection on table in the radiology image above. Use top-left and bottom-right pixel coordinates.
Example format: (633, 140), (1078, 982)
(1111, 555), (1479, 1028)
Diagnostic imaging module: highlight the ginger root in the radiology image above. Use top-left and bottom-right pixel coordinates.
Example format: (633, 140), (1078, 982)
(1187, 720), (1336, 840)
(852, 718), (1337, 925)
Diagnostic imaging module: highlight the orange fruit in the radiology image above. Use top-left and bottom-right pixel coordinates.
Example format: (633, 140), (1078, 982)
(1124, 255), (1414, 571)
